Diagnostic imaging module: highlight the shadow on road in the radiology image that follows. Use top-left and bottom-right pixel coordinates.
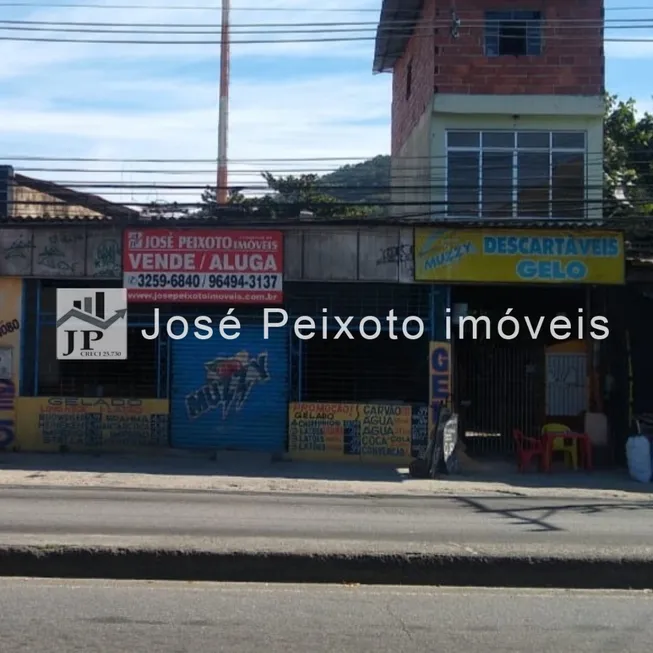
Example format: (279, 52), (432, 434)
(455, 495), (653, 532)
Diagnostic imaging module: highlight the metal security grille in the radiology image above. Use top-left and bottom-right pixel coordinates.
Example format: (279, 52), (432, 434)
(449, 284), (585, 456)
(297, 335), (429, 404)
(455, 338), (545, 456)
(285, 281), (432, 324)
(34, 280), (160, 398)
(545, 352), (587, 416)
(286, 282), (432, 405)
(36, 323), (159, 398)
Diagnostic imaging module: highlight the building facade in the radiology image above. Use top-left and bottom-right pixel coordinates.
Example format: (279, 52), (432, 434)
(0, 0), (633, 466)
(0, 214), (629, 466)
(375, 0), (604, 220)
(372, 0), (629, 463)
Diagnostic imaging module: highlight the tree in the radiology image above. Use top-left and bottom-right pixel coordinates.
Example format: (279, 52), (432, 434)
(604, 94), (653, 219)
(204, 171), (372, 219)
(318, 155), (391, 205)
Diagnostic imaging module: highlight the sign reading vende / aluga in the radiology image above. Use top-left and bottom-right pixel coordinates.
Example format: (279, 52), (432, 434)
(123, 229), (284, 303)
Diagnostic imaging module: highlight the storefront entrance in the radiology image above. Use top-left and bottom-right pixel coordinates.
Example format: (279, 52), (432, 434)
(170, 325), (289, 452)
(452, 284), (587, 456)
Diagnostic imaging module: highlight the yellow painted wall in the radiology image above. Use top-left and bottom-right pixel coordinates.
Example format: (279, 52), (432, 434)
(0, 278), (22, 449)
(288, 402), (414, 464)
(15, 397), (169, 452)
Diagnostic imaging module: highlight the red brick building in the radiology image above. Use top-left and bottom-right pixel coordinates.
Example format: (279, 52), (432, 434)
(373, 0), (605, 220)
(372, 2), (622, 459)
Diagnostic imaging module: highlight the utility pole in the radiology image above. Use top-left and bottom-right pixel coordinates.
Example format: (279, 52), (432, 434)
(216, 0), (230, 204)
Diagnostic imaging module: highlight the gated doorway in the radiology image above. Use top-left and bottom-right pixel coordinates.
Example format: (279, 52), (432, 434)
(454, 337), (545, 456)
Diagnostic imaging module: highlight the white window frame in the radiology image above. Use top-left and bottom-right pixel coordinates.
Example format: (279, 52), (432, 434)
(444, 130), (587, 219)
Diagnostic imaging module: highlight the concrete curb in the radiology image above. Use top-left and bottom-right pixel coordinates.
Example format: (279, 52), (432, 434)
(0, 482), (650, 502)
(1, 546), (653, 589)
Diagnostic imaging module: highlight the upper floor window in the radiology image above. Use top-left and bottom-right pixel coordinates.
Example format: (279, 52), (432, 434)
(485, 10), (542, 56)
(446, 130), (586, 219)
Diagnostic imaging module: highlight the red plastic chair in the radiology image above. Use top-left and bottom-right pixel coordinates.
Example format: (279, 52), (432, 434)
(512, 429), (546, 472)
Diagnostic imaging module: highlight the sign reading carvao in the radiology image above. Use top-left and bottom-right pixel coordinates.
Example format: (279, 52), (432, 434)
(123, 229), (284, 303)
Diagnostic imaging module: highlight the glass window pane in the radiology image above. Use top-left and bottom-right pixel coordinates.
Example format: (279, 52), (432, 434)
(482, 131), (514, 148)
(514, 10), (540, 20)
(517, 152), (550, 217)
(552, 152), (585, 218)
(485, 33), (499, 56)
(517, 131), (550, 148)
(526, 25), (541, 55)
(447, 131), (480, 148)
(552, 132), (585, 149)
(499, 22), (527, 56)
(481, 152), (513, 218)
(447, 151), (480, 216)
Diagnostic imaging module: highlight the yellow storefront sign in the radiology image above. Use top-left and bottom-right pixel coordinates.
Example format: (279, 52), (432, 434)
(0, 278), (22, 450)
(414, 228), (625, 284)
(15, 397), (169, 452)
(359, 404), (411, 463)
(288, 402), (414, 463)
(288, 402), (356, 459)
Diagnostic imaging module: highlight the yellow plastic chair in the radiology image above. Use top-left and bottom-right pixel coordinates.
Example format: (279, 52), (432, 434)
(542, 423), (578, 470)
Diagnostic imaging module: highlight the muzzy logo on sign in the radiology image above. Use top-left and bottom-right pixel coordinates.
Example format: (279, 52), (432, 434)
(418, 230), (475, 272)
(185, 351), (270, 420)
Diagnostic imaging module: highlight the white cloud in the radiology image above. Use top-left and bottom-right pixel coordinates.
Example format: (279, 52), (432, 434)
(0, 0), (390, 208)
(0, 0), (379, 80)
(606, 40), (653, 60)
(0, 74), (391, 205)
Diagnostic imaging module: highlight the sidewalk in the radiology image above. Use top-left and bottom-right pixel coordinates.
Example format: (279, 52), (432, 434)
(0, 450), (651, 499)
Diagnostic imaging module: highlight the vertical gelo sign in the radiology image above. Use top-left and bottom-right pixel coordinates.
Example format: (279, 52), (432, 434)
(123, 229), (284, 303)
(429, 342), (451, 438)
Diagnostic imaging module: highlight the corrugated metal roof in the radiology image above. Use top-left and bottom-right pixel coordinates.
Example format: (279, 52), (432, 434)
(10, 173), (141, 222)
(373, 0), (423, 73)
(0, 213), (626, 230)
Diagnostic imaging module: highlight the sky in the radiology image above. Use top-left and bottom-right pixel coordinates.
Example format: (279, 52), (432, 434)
(0, 0), (650, 208)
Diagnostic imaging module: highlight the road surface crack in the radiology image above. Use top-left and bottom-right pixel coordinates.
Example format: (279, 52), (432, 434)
(386, 601), (414, 642)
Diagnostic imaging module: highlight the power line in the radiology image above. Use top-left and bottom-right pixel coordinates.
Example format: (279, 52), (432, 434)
(0, 2), (644, 10)
(0, 18), (625, 44)
(3, 174), (636, 192)
(0, 17), (643, 27)
(6, 149), (650, 164)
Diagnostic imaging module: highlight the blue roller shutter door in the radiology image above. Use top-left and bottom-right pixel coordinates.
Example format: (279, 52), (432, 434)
(170, 324), (288, 452)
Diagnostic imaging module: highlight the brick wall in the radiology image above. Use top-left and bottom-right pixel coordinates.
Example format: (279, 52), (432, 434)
(391, 0), (604, 153)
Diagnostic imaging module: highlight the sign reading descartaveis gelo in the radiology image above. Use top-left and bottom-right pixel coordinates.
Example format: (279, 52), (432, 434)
(414, 229), (625, 284)
(123, 229), (284, 303)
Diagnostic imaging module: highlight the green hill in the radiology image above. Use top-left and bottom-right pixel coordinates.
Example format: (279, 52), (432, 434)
(318, 155), (391, 204)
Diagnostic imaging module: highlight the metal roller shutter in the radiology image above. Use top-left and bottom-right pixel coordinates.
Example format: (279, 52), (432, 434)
(170, 324), (289, 452)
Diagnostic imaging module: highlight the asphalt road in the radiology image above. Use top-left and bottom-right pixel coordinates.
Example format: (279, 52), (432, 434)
(0, 579), (652, 652)
(0, 487), (651, 558)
